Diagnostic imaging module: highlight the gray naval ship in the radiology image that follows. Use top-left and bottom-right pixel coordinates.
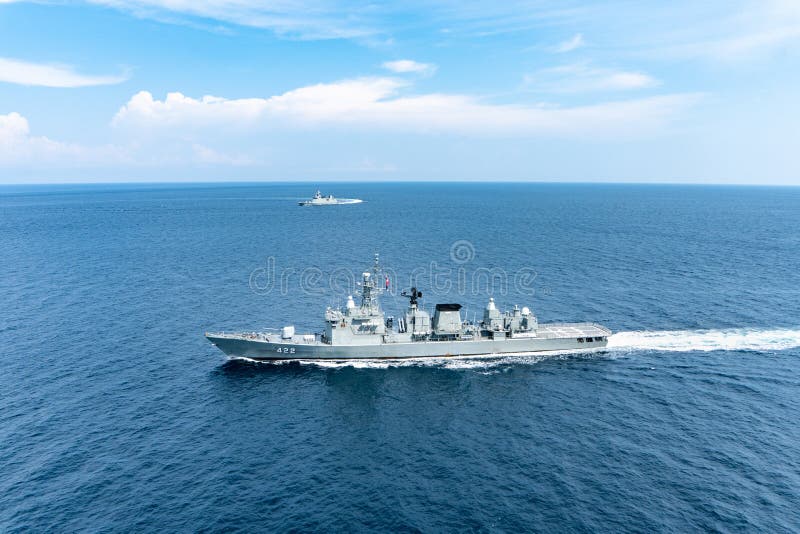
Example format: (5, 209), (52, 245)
(298, 190), (363, 206)
(206, 255), (611, 360)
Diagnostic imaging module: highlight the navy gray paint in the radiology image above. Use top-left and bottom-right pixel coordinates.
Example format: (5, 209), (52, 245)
(206, 255), (611, 360)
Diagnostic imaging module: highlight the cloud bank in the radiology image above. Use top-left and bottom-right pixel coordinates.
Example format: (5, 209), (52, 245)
(1, 72), (698, 174)
(113, 77), (696, 137)
(0, 112), (119, 164)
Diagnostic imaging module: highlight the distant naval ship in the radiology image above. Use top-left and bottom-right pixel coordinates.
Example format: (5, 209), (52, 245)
(298, 190), (363, 206)
(206, 255), (611, 360)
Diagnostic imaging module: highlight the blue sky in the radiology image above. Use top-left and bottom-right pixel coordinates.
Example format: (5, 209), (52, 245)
(0, 0), (798, 184)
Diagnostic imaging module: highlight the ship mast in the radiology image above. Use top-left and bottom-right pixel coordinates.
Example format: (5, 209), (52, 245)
(359, 253), (382, 312)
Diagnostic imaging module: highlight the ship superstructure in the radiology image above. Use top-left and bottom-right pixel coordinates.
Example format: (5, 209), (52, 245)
(206, 255), (611, 360)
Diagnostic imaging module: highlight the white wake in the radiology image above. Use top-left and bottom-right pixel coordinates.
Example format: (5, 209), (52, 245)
(607, 328), (800, 353)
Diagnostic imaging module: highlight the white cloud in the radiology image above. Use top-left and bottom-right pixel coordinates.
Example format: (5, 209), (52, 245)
(656, 25), (800, 61)
(113, 77), (697, 138)
(79, 0), (597, 41)
(0, 112), (74, 161)
(0, 112), (29, 141)
(429, 2), (591, 38)
(0, 57), (128, 88)
(0, 111), (251, 168)
(29, 1), (595, 41)
(641, 0), (800, 61)
(113, 78), (409, 127)
(113, 90), (271, 127)
(9, 0), (800, 60)
(381, 60), (437, 75)
(0, 112), (124, 165)
(524, 63), (660, 93)
(86, 0), (376, 39)
(553, 33), (585, 53)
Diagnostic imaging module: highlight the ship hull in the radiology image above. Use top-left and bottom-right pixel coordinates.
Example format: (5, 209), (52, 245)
(206, 327), (609, 361)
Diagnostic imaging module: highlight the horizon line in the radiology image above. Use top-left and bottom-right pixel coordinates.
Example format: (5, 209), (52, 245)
(0, 179), (798, 188)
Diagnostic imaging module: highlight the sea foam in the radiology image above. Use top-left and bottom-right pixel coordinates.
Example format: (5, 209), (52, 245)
(607, 328), (800, 353)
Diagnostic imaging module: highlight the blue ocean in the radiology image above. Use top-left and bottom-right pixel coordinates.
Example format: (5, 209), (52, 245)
(1, 182), (799, 532)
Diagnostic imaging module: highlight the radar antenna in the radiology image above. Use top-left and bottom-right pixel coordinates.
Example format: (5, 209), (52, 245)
(401, 287), (423, 307)
(373, 253), (381, 277)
